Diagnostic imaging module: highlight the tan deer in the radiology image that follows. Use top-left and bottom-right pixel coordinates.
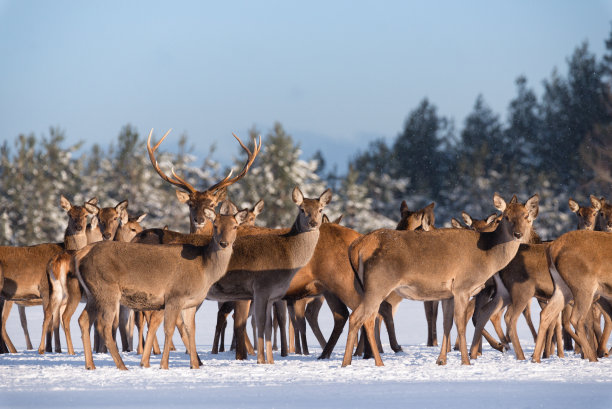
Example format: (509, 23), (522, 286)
(75, 205), (248, 370)
(0, 195), (97, 353)
(343, 193), (539, 367)
(37, 199), (131, 355)
(532, 229), (612, 362)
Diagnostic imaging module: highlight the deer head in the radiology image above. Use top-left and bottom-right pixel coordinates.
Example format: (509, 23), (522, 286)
(212, 206), (248, 249)
(147, 129), (261, 233)
(60, 195), (99, 235)
(114, 210), (147, 242)
(461, 211), (500, 233)
(569, 195), (601, 231)
(596, 197), (612, 232)
(493, 193), (539, 242)
(396, 201), (435, 231)
(292, 187), (332, 232)
(241, 200), (264, 227)
(94, 200), (129, 240)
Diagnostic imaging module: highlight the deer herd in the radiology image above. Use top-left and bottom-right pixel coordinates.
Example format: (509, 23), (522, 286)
(1, 129), (611, 371)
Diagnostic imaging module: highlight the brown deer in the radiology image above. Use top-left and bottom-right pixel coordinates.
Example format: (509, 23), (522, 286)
(342, 193), (539, 367)
(75, 205), (248, 370)
(532, 229), (612, 363)
(0, 195), (97, 353)
(37, 199), (131, 355)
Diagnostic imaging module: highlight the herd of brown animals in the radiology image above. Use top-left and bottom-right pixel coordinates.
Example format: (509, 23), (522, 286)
(1, 129), (611, 370)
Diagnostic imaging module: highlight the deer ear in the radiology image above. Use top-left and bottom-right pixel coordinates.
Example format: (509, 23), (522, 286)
(590, 195), (602, 211)
(252, 200), (264, 216)
(119, 209), (129, 225)
(568, 198), (579, 213)
(216, 188), (228, 203)
(485, 213), (498, 225)
(319, 188), (332, 206)
(322, 214), (330, 223)
(493, 193), (507, 212)
(90, 216), (99, 228)
(461, 212), (473, 227)
(525, 194), (540, 220)
(203, 208), (216, 222)
(421, 213), (433, 232)
(234, 209), (249, 225)
(451, 218), (463, 229)
(333, 215), (343, 224)
(400, 200), (408, 213)
(84, 202), (99, 215)
(176, 190), (190, 204)
(220, 200), (238, 216)
(116, 200), (128, 213)
(87, 197), (98, 206)
(136, 214), (147, 223)
(292, 186), (304, 206)
(60, 195), (72, 212)
(510, 195), (518, 204)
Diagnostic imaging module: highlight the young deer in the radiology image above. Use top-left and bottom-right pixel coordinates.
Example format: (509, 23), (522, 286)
(0, 195), (97, 354)
(343, 193), (539, 367)
(76, 206), (248, 370)
(37, 199), (131, 355)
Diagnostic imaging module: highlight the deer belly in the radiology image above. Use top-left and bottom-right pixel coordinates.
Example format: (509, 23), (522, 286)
(120, 289), (164, 310)
(395, 282), (452, 301)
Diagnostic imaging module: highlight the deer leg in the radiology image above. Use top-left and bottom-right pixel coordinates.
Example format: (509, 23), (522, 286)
(561, 304), (574, 351)
(316, 294), (347, 359)
(135, 311), (144, 355)
(1, 300), (17, 353)
(436, 298), (454, 365)
(273, 300), (288, 357)
(98, 303), (127, 370)
(424, 300), (438, 347)
(533, 281), (571, 363)
(286, 300), (302, 355)
(295, 299), (309, 355)
(489, 308), (508, 346)
(160, 307), (181, 370)
(342, 298), (379, 367)
(140, 310), (163, 368)
(469, 290), (505, 360)
(16, 305), (33, 350)
(233, 300), (250, 360)
(554, 312), (564, 357)
(265, 300), (275, 364)
(272, 306), (279, 351)
(118, 306), (131, 352)
(181, 307), (200, 369)
(354, 327), (365, 356)
(39, 286), (61, 354)
(570, 290), (598, 362)
(453, 293), (471, 365)
(364, 315), (383, 366)
(174, 315), (190, 355)
(212, 302), (233, 354)
(380, 298), (405, 352)
(305, 296), (326, 349)
(142, 311), (161, 355)
(78, 303), (96, 370)
(596, 298), (612, 358)
(521, 302), (538, 343)
(505, 299), (529, 360)
(0, 300), (8, 354)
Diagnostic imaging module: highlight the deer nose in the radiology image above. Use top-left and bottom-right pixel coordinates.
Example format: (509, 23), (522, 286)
(76, 225), (83, 232)
(309, 220), (318, 228)
(219, 241), (229, 248)
(513, 232), (523, 239)
(103, 232), (112, 240)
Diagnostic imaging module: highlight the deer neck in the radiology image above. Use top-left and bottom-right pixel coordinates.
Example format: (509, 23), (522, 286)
(285, 219), (321, 267)
(202, 240), (234, 283)
(64, 229), (88, 251)
(477, 228), (521, 272)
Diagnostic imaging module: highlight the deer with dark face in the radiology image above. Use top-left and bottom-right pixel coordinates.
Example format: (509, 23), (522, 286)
(343, 193), (539, 367)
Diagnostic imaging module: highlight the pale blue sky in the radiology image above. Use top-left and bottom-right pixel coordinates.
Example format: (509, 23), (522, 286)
(1, 1), (610, 171)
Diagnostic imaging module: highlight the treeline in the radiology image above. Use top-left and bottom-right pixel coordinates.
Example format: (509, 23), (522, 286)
(2, 27), (612, 245)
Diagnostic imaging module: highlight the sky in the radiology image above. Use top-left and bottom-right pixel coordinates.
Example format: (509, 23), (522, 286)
(0, 1), (611, 172)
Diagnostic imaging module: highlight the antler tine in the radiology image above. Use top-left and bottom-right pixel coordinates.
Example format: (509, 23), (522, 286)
(147, 128), (196, 194)
(207, 133), (262, 193)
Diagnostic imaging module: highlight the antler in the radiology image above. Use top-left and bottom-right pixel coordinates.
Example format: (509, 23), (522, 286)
(147, 129), (197, 194)
(206, 132), (262, 194)
(147, 129), (262, 196)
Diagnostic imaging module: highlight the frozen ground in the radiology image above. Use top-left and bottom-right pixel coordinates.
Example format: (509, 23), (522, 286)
(1, 300), (611, 408)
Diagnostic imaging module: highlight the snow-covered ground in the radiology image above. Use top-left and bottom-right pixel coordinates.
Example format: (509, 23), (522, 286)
(1, 299), (611, 408)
